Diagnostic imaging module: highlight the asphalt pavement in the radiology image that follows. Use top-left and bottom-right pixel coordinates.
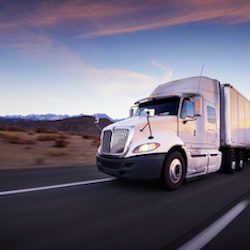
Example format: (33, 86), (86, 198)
(0, 162), (250, 250)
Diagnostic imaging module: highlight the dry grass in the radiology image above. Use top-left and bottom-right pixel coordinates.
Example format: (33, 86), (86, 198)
(54, 138), (69, 148)
(35, 126), (57, 133)
(8, 125), (26, 132)
(5, 133), (23, 143)
(0, 130), (98, 170)
(82, 133), (98, 140)
(57, 133), (68, 140)
(28, 130), (35, 135)
(0, 132), (6, 138)
(82, 133), (100, 146)
(37, 134), (58, 141)
(5, 133), (35, 145)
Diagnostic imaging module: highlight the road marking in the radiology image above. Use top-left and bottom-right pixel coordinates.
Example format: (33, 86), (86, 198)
(0, 177), (116, 196)
(179, 199), (250, 250)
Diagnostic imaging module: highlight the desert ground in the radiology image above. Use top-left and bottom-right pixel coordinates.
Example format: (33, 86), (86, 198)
(0, 128), (99, 170)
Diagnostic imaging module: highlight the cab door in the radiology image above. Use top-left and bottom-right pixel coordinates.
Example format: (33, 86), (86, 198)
(179, 98), (196, 145)
(179, 98), (208, 174)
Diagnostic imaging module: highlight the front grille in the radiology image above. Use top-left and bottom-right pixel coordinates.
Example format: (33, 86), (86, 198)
(102, 130), (112, 153)
(101, 129), (129, 155)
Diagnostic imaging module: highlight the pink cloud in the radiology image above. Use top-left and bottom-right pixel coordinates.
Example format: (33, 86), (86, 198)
(75, 1), (250, 38)
(0, 1), (147, 29)
(0, 0), (249, 38)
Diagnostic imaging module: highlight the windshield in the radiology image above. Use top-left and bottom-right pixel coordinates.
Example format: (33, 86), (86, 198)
(134, 97), (180, 117)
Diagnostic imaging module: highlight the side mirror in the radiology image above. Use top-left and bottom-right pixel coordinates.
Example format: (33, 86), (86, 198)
(194, 97), (202, 116)
(95, 117), (99, 124)
(129, 108), (134, 117)
(94, 117), (101, 132)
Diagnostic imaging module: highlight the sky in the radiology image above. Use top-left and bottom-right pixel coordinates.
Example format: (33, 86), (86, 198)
(0, 0), (249, 119)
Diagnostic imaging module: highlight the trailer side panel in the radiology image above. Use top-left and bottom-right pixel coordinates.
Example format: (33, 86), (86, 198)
(221, 84), (250, 150)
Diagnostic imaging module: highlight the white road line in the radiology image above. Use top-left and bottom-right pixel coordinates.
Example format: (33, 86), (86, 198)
(179, 199), (250, 250)
(0, 177), (116, 196)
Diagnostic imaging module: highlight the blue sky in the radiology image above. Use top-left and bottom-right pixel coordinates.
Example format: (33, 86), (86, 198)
(0, 0), (249, 118)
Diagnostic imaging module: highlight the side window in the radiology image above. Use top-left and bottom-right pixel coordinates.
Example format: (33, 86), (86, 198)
(180, 101), (186, 119)
(181, 99), (194, 119)
(186, 102), (194, 117)
(207, 106), (216, 124)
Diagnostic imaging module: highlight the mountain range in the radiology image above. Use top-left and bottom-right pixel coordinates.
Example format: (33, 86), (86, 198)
(0, 113), (122, 122)
(0, 115), (113, 136)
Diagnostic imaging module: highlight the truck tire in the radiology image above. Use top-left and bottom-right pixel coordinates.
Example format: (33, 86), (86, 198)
(237, 151), (245, 171)
(162, 151), (185, 190)
(226, 149), (236, 173)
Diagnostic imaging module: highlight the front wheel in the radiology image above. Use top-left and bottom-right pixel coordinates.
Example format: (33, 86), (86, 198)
(161, 151), (185, 190)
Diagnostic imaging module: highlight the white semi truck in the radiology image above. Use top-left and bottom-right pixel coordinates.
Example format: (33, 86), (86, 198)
(96, 76), (250, 189)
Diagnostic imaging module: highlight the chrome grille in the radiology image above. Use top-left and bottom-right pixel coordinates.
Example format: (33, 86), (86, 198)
(110, 129), (129, 154)
(102, 130), (112, 153)
(101, 128), (129, 155)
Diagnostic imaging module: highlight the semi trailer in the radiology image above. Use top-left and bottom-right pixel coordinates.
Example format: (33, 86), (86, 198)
(96, 76), (250, 189)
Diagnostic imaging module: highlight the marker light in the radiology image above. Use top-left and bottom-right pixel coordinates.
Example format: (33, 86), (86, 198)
(196, 99), (200, 112)
(133, 143), (160, 153)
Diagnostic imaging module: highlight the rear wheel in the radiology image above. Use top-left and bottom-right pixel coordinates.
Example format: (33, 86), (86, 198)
(162, 151), (185, 190)
(237, 151), (245, 171)
(226, 149), (236, 173)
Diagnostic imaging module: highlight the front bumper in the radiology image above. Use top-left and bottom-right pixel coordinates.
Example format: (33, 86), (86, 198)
(96, 153), (165, 180)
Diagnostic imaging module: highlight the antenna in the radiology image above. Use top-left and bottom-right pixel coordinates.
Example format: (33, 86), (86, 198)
(198, 64), (204, 90)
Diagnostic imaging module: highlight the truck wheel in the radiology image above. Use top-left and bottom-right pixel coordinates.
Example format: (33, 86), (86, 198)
(226, 149), (236, 173)
(237, 151), (244, 171)
(162, 151), (185, 190)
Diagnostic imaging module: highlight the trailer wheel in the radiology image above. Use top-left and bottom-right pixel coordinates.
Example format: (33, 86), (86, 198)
(237, 151), (245, 171)
(226, 149), (236, 173)
(162, 151), (185, 190)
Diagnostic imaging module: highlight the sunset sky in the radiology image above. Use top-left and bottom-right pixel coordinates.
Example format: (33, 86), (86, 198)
(0, 0), (249, 118)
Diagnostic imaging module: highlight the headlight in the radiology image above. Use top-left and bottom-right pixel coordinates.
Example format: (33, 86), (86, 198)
(133, 143), (160, 153)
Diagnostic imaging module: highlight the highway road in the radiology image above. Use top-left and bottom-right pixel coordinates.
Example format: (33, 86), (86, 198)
(0, 162), (250, 250)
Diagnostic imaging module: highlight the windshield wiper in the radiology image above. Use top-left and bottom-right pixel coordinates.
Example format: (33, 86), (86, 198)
(140, 111), (154, 139)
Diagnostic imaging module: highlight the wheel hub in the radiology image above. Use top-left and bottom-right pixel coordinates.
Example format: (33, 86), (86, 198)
(231, 160), (236, 170)
(239, 160), (244, 168)
(169, 158), (183, 184)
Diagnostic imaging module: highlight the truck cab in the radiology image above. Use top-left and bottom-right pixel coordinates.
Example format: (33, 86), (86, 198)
(97, 76), (222, 189)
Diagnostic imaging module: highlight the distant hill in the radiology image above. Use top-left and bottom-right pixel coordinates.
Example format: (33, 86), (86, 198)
(93, 113), (123, 122)
(1, 114), (71, 121)
(0, 115), (113, 136)
(0, 113), (123, 122)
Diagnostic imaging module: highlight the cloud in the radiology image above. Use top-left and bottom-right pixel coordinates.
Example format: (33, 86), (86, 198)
(75, 4), (250, 39)
(0, 32), (53, 56)
(151, 60), (167, 71)
(0, 1), (146, 29)
(0, 0), (250, 39)
(0, 29), (167, 101)
(162, 66), (173, 83)
(151, 60), (173, 83)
